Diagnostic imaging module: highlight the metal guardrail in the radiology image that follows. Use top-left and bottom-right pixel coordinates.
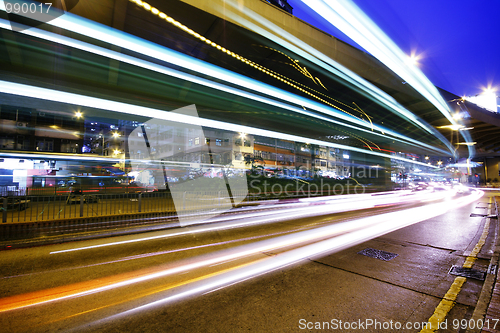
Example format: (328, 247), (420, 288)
(0, 186), (385, 242)
(0, 190), (250, 241)
(0, 186), (375, 224)
(1, 190), (257, 223)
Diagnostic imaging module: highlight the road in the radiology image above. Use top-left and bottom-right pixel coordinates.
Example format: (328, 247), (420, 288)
(0, 189), (494, 332)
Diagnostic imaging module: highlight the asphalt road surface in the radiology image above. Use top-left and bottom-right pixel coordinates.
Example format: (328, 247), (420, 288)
(0, 189), (495, 333)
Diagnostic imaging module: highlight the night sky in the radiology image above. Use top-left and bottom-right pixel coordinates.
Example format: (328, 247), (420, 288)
(288, 0), (500, 99)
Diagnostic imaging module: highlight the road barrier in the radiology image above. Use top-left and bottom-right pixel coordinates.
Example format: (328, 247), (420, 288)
(0, 187), (382, 242)
(0, 190), (250, 241)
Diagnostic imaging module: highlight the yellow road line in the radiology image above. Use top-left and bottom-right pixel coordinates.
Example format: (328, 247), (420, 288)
(464, 218), (490, 268)
(420, 277), (466, 333)
(420, 197), (492, 333)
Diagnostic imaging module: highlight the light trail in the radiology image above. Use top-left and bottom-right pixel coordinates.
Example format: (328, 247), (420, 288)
(301, 0), (475, 155)
(0, 189), (470, 314)
(83, 190), (483, 327)
(1, 231), (290, 280)
(0, 4), (453, 157)
(301, 0), (456, 124)
(0, 79), (443, 168)
(130, 0), (431, 139)
(49, 190), (437, 254)
(0, 17), (448, 157)
(217, 1), (450, 144)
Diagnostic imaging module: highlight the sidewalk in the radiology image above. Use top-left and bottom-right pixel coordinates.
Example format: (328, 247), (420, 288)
(478, 196), (500, 333)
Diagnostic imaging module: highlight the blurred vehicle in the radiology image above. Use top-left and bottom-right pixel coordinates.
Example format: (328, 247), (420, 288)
(410, 182), (430, 191)
(456, 183), (471, 194)
(431, 184), (448, 192)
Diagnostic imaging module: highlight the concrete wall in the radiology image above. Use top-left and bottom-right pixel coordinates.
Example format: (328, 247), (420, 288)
(485, 157), (500, 182)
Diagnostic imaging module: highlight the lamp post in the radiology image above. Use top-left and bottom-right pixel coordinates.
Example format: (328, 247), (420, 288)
(101, 133), (105, 156)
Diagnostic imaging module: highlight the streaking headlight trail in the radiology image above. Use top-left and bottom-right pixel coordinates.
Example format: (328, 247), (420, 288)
(82, 190), (482, 329)
(0, 190), (482, 315)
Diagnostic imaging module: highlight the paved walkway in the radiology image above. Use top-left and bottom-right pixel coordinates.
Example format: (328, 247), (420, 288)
(480, 196), (500, 333)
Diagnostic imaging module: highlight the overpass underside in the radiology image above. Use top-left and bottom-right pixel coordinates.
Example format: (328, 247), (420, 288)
(0, 0), (455, 197)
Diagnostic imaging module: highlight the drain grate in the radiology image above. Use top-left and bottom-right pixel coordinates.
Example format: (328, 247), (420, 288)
(358, 248), (398, 261)
(449, 265), (486, 281)
(470, 213), (498, 219)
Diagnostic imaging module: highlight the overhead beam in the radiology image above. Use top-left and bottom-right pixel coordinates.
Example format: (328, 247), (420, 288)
(108, 0), (129, 85)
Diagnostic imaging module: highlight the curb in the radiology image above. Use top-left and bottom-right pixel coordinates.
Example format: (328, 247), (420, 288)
(466, 196), (500, 333)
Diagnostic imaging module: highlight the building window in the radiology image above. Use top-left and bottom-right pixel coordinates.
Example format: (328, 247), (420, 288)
(195, 137), (200, 145)
(0, 135), (15, 149)
(37, 112), (55, 126)
(36, 139), (54, 152)
(17, 136), (30, 150)
(215, 138), (222, 146)
(61, 140), (78, 153)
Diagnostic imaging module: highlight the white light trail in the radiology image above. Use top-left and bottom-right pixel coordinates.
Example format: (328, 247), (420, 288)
(219, 1), (451, 145)
(0, 5), (452, 156)
(1, 189), (477, 314)
(301, 0), (475, 157)
(50, 191), (417, 254)
(301, 0), (457, 126)
(93, 190), (483, 324)
(0, 79), (443, 168)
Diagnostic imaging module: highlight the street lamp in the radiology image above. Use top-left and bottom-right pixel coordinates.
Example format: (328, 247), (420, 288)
(438, 124), (464, 131)
(99, 133), (105, 156)
(405, 52), (421, 67)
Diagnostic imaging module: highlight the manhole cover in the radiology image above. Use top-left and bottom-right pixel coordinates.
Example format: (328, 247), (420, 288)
(358, 248), (398, 261)
(449, 265), (486, 281)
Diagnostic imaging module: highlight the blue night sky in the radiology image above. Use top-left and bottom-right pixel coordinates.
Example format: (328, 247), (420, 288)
(288, 0), (500, 98)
